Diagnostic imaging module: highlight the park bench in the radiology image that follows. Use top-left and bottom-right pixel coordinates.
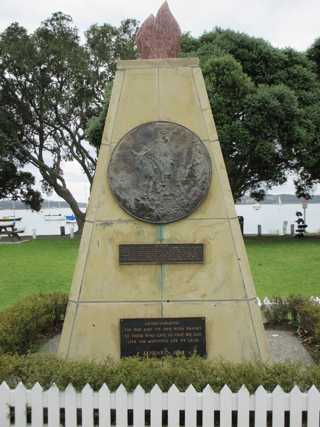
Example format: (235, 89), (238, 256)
(0, 217), (23, 240)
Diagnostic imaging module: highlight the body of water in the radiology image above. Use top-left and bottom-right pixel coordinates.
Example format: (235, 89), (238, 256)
(237, 202), (319, 235)
(0, 208), (79, 237)
(0, 202), (318, 236)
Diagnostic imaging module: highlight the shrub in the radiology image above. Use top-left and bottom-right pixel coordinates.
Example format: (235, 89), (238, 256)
(0, 293), (67, 354)
(262, 295), (306, 326)
(0, 353), (320, 392)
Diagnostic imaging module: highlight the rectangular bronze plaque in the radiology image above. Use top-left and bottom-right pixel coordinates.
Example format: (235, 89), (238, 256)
(119, 244), (204, 264)
(120, 317), (206, 358)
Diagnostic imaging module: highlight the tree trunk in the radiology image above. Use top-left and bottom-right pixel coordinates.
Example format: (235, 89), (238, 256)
(53, 185), (86, 235)
(36, 161), (87, 236)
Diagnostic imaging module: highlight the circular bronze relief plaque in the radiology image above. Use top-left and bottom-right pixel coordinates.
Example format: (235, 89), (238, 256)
(108, 121), (212, 224)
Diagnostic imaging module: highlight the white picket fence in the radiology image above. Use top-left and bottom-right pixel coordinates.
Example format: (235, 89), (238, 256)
(257, 297), (275, 307)
(257, 296), (320, 307)
(0, 382), (320, 426)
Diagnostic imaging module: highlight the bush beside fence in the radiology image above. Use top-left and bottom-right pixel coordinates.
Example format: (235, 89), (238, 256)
(0, 293), (67, 354)
(2, 354), (320, 393)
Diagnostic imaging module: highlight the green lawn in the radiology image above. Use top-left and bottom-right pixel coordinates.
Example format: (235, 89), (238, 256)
(0, 239), (78, 311)
(246, 237), (320, 298)
(0, 237), (319, 311)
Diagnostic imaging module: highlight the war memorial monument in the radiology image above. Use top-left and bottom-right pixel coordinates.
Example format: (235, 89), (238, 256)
(58, 2), (268, 362)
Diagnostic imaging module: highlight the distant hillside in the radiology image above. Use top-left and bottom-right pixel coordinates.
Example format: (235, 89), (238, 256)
(0, 200), (87, 210)
(239, 194), (320, 204)
(1, 194), (319, 210)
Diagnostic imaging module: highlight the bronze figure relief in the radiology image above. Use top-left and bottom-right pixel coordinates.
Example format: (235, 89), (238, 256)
(108, 121), (212, 224)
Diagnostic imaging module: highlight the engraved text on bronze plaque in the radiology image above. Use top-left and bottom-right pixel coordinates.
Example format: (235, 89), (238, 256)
(119, 243), (204, 264)
(120, 317), (206, 357)
(108, 121), (212, 224)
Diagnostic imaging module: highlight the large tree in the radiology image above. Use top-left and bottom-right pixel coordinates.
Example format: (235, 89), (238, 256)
(180, 29), (320, 200)
(0, 13), (137, 231)
(88, 28), (320, 201)
(295, 38), (320, 194)
(2, 18), (320, 220)
(0, 97), (42, 209)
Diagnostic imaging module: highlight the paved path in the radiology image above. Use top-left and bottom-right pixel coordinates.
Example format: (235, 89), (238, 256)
(266, 328), (314, 364)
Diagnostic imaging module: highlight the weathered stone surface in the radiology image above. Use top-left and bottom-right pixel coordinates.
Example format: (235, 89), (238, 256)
(136, 2), (181, 59)
(59, 58), (269, 363)
(108, 121), (212, 224)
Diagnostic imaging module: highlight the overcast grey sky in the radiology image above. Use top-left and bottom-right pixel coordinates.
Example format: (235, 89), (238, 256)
(2, 0), (320, 201)
(2, 0), (320, 51)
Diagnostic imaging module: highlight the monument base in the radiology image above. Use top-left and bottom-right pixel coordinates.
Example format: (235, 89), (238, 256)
(58, 58), (269, 362)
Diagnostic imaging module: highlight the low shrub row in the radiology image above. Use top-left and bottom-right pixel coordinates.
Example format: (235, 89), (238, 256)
(0, 293), (67, 354)
(0, 353), (320, 392)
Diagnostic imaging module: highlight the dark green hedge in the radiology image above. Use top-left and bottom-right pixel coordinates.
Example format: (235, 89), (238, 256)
(1, 353), (320, 392)
(0, 293), (67, 354)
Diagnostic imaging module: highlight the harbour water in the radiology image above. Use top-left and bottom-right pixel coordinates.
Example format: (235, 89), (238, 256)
(0, 208), (80, 237)
(0, 202), (319, 236)
(237, 202), (320, 235)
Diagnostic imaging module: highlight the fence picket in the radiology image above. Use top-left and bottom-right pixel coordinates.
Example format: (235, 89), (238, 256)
(133, 385), (145, 427)
(202, 385), (215, 427)
(185, 385), (197, 427)
(254, 385), (267, 427)
(168, 385), (180, 427)
(0, 382), (10, 427)
(14, 382), (27, 427)
(116, 384), (128, 427)
(81, 384), (94, 427)
(220, 385), (232, 427)
(64, 384), (77, 427)
(98, 384), (111, 427)
(47, 383), (60, 427)
(150, 384), (162, 427)
(237, 385), (249, 427)
(272, 385), (285, 427)
(290, 386), (303, 427)
(31, 383), (43, 427)
(0, 381), (318, 427)
(307, 386), (320, 427)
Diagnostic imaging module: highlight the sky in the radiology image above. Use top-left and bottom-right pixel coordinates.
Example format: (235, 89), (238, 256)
(2, 0), (320, 201)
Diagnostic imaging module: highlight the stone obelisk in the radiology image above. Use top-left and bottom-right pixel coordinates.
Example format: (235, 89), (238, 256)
(58, 2), (269, 362)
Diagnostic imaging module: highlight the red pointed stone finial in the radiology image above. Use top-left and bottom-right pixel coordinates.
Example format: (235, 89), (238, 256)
(136, 2), (182, 59)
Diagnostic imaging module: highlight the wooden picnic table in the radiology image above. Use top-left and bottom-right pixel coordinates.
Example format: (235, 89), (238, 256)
(0, 217), (23, 240)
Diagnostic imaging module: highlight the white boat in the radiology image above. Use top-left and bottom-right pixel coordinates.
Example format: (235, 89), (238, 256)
(44, 213), (65, 221)
(43, 200), (66, 221)
(0, 216), (22, 223)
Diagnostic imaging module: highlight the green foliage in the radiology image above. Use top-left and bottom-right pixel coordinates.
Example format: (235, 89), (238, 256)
(0, 293), (320, 391)
(85, 83), (113, 149)
(0, 107), (42, 210)
(0, 159), (42, 211)
(88, 27), (320, 200)
(262, 296), (303, 326)
(0, 293), (67, 354)
(0, 13), (138, 228)
(194, 29), (320, 200)
(291, 300), (320, 359)
(307, 37), (320, 79)
(1, 353), (320, 392)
